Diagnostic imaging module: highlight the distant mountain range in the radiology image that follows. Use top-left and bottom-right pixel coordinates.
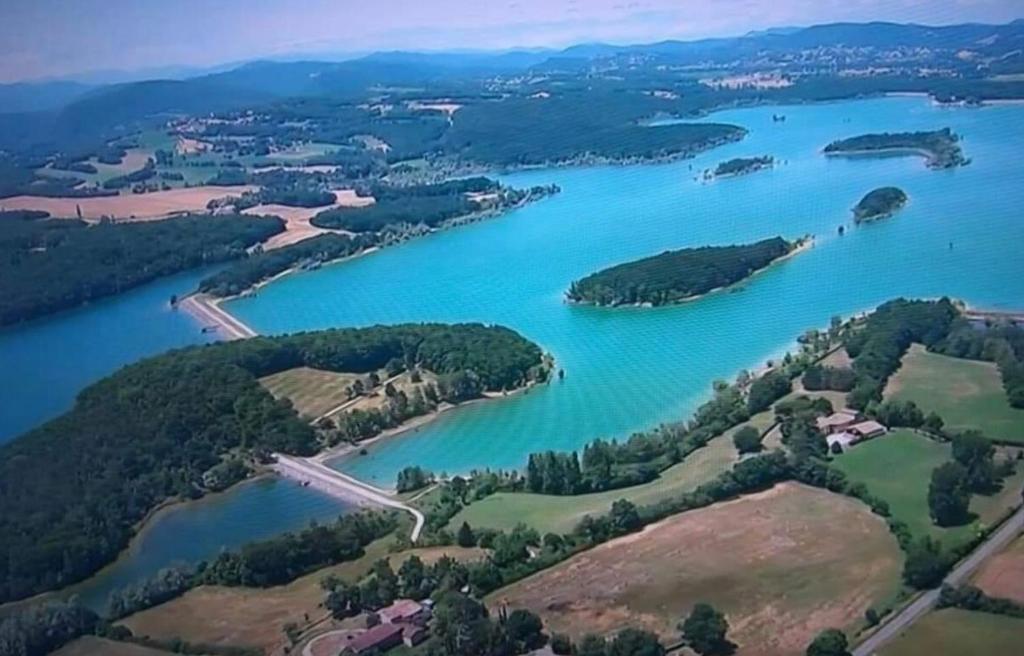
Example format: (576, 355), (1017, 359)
(1, 19), (1022, 154)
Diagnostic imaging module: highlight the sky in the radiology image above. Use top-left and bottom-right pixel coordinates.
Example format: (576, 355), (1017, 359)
(1, 0), (1022, 83)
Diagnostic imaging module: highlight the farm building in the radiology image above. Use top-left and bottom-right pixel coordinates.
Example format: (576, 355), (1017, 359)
(378, 598), (428, 625)
(816, 409), (861, 434)
(342, 623), (404, 655)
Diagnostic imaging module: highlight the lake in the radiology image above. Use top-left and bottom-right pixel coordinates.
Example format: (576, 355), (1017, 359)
(6, 96), (1024, 607)
(226, 96), (1024, 485)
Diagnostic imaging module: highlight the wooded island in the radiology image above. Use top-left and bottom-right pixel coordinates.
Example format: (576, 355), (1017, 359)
(566, 236), (805, 307)
(853, 187), (909, 223)
(824, 128), (968, 169)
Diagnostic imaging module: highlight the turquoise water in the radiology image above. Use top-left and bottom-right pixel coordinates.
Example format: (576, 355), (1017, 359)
(225, 97), (1024, 486)
(71, 477), (346, 612)
(0, 268), (218, 442)
(6, 96), (1024, 607)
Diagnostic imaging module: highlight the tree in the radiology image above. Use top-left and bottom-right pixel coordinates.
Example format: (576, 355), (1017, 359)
(504, 608), (546, 651)
(928, 461), (971, 527)
(457, 521), (476, 547)
(576, 634), (609, 656)
(805, 629), (850, 656)
(550, 633), (572, 655)
(747, 371), (792, 413)
(732, 425), (763, 454)
(610, 499), (641, 535)
(951, 431), (996, 493)
(607, 628), (665, 656)
(681, 603), (732, 655)
(903, 536), (950, 589)
(396, 466), (433, 493)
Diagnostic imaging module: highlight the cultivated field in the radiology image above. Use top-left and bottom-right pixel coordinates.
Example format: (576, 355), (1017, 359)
(259, 367), (362, 419)
(0, 185), (256, 220)
(879, 608), (1024, 656)
(119, 541), (483, 654)
(886, 344), (1024, 443)
(833, 430), (1023, 549)
(52, 636), (174, 656)
(973, 533), (1024, 604)
(450, 410), (777, 534)
(244, 189), (372, 249)
(489, 483), (902, 655)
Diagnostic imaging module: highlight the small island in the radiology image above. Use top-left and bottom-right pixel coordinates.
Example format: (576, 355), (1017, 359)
(711, 155), (774, 178)
(567, 236), (808, 307)
(853, 187), (908, 223)
(824, 128), (968, 169)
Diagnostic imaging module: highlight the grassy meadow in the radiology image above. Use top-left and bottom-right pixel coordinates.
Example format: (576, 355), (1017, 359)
(879, 608), (1024, 656)
(886, 344), (1024, 443)
(833, 430), (1023, 549)
(449, 409), (777, 534)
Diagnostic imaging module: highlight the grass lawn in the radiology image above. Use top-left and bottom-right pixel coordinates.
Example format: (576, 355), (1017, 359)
(879, 608), (1024, 656)
(259, 366), (360, 419)
(118, 536), (484, 653)
(886, 344), (1024, 443)
(490, 483), (902, 656)
(449, 409), (777, 534)
(833, 430), (1021, 550)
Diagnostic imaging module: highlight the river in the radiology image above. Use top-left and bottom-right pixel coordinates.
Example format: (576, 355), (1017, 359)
(4, 96), (1024, 609)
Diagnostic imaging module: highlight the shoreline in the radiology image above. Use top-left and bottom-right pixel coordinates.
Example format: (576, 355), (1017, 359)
(318, 376), (547, 472)
(567, 235), (815, 309)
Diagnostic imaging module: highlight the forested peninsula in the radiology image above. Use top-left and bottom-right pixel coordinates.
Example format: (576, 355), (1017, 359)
(853, 187), (908, 223)
(0, 323), (546, 603)
(0, 210), (284, 325)
(566, 236), (805, 307)
(824, 128), (968, 169)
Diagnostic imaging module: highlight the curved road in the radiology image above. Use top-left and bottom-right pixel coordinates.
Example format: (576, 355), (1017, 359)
(273, 453), (426, 542)
(853, 505), (1024, 655)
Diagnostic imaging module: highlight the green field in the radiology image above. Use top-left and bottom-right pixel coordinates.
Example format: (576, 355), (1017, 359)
(833, 430), (1022, 549)
(887, 344), (1024, 443)
(258, 366), (360, 419)
(879, 608), (1024, 656)
(448, 410), (777, 534)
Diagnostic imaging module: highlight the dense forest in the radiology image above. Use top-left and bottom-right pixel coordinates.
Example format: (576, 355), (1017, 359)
(824, 128), (968, 168)
(198, 232), (379, 297)
(0, 323), (544, 603)
(566, 236), (797, 306)
(853, 186), (908, 222)
(0, 210), (284, 325)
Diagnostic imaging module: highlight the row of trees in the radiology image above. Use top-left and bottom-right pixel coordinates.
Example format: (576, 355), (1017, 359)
(928, 431), (1011, 526)
(933, 318), (1024, 409)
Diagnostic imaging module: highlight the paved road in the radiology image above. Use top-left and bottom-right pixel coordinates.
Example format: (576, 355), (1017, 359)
(853, 505), (1024, 655)
(179, 293), (257, 340)
(273, 453), (426, 542)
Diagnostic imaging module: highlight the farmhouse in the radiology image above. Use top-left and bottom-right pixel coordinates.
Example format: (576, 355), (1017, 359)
(343, 623), (404, 655)
(816, 409), (861, 434)
(826, 420), (888, 450)
(377, 598), (428, 625)
(849, 420), (887, 440)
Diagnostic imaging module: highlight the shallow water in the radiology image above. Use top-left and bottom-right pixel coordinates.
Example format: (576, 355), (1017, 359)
(225, 97), (1024, 486)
